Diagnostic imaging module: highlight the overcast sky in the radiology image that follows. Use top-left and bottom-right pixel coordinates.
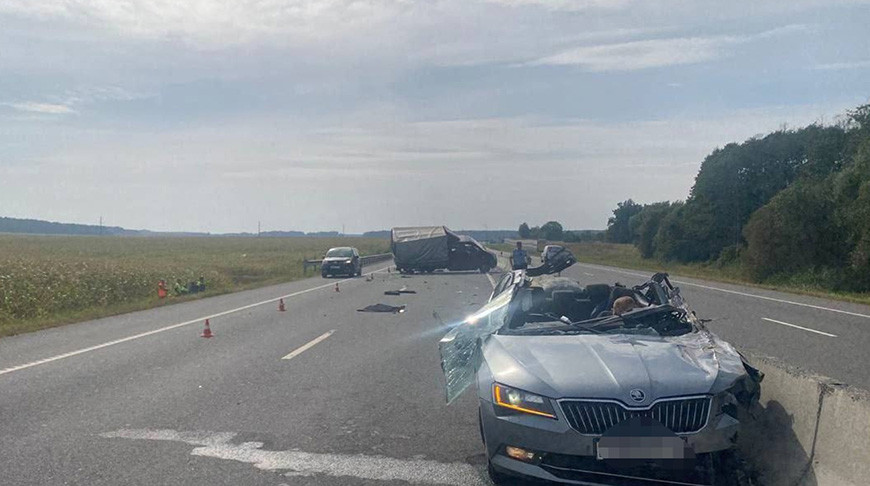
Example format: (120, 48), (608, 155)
(1, 0), (869, 233)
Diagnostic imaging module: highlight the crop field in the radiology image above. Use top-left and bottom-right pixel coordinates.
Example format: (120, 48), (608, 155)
(0, 235), (389, 337)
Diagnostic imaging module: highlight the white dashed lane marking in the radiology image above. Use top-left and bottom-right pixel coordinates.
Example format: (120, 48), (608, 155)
(0, 265), (393, 377)
(762, 318), (837, 338)
(281, 330), (335, 360)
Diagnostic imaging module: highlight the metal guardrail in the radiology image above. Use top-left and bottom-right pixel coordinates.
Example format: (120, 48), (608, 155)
(303, 253), (393, 273)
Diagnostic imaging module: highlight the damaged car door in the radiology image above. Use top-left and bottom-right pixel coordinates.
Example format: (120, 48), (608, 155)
(439, 248), (577, 403)
(439, 288), (513, 403)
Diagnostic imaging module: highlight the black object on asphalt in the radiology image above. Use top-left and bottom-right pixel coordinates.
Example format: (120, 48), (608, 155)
(358, 304), (406, 313)
(384, 288), (417, 296)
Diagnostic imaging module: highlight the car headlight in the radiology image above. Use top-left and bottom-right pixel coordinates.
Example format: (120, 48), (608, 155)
(493, 383), (556, 419)
(344, 259), (352, 264)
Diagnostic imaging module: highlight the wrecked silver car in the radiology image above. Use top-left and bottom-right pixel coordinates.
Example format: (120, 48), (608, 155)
(439, 249), (762, 485)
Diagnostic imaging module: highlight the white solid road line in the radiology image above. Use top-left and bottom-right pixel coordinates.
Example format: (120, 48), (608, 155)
(576, 263), (870, 320)
(101, 428), (485, 485)
(762, 318), (838, 338)
(281, 330), (335, 360)
(0, 265), (393, 377)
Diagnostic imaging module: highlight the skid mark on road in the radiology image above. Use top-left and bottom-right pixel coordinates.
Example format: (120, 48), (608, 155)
(576, 263), (870, 320)
(101, 429), (485, 485)
(0, 265), (392, 377)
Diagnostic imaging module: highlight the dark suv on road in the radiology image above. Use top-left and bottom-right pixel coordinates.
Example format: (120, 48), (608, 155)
(321, 247), (362, 278)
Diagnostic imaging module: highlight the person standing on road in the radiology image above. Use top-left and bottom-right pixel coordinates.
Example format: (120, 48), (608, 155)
(510, 241), (529, 270)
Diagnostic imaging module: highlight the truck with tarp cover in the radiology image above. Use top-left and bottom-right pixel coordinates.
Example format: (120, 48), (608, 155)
(391, 226), (496, 274)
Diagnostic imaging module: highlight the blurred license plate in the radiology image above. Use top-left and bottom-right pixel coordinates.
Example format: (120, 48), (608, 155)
(596, 436), (689, 460)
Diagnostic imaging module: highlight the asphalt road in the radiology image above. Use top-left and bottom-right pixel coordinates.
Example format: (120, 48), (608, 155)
(4, 254), (870, 486)
(0, 262), (500, 486)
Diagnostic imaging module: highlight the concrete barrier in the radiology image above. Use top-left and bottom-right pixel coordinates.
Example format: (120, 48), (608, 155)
(813, 382), (870, 485)
(738, 352), (870, 486)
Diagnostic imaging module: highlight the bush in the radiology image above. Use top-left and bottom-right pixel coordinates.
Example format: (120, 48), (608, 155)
(742, 180), (845, 281)
(629, 202), (676, 258)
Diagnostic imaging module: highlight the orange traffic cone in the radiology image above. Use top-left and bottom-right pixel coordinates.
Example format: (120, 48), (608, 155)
(201, 319), (213, 338)
(278, 298), (286, 312)
(334, 282), (340, 292)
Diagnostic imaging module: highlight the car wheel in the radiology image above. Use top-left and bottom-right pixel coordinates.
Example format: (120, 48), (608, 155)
(479, 266), (490, 274)
(712, 450), (753, 486)
(481, 409), (513, 485)
(487, 461), (512, 485)
(478, 409), (485, 444)
(321, 272), (328, 278)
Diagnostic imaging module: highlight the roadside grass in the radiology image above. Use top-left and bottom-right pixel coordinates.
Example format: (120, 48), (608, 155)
(487, 243), (515, 253)
(0, 235), (389, 337)
(565, 242), (870, 306)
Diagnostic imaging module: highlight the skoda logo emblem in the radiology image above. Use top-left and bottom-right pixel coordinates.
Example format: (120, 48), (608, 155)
(629, 389), (646, 403)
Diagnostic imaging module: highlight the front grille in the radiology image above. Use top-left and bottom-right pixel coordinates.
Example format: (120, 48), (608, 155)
(560, 397), (711, 435)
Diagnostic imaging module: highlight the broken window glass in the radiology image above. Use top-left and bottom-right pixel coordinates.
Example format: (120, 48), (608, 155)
(438, 289), (513, 403)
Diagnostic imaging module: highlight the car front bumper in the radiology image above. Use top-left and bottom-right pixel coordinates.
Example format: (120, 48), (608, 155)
(480, 397), (740, 484)
(322, 264), (354, 274)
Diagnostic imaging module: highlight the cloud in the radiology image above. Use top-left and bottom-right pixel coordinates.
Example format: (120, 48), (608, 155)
(482, 0), (632, 10)
(527, 25), (807, 71)
(528, 36), (731, 71)
(812, 60), (870, 70)
(0, 0), (414, 45)
(2, 102), (75, 114)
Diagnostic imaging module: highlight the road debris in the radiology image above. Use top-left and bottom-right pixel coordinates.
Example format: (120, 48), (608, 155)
(358, 304), (406, 314)
(384, 287), (417, 296)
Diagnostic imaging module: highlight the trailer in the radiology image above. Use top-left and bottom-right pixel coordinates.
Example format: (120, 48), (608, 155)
(391, 226), (496, 274)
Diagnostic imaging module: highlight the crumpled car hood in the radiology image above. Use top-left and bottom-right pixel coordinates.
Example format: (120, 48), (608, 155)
(483, 331), (744, 405)
(438, 264), (760, 405)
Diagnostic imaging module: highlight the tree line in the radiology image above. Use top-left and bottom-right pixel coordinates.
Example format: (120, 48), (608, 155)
(518, 221), (604, 243)
(604, 104), (870, 292)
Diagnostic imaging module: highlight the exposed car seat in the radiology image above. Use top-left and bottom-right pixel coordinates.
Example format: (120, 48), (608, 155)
(550, 290), (594, 323)
(586, 284), (612, 318)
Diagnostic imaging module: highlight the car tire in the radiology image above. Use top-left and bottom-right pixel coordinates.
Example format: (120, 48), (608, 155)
(712, 449), (753, 486)
(481, 409), (512, 485)
(478, 409), (486, 444)
(487, 461), (511, 485)
(479, 266), (490, 274)
(321, 273), (328, 278)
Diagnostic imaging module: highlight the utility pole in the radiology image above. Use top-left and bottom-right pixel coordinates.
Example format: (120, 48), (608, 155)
(342, 223), (345, 236)
(99, 216), (103, 236)
(257, 220), (261, 237)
